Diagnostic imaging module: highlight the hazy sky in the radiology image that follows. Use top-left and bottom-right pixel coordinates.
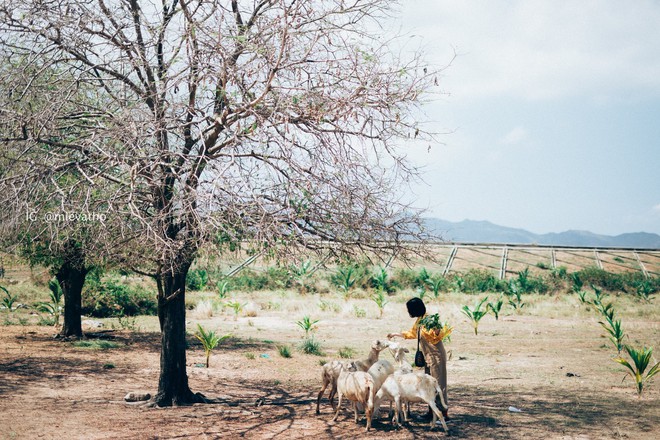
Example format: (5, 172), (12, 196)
(395, 0), (660, 236)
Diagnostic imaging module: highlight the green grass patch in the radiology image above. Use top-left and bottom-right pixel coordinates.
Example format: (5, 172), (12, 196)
(72, 340), (122, 350)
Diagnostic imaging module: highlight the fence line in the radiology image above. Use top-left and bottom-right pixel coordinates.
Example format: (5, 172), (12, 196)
(434, 243), (659, 279)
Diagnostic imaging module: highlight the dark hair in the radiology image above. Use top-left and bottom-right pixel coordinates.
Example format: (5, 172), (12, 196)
(406, 297), (426, 318)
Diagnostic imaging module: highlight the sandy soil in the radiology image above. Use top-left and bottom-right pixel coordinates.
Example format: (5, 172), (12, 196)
(1, 292), (659, 440)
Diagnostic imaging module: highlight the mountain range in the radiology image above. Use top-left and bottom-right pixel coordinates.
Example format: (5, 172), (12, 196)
(424, 218), (660, 249)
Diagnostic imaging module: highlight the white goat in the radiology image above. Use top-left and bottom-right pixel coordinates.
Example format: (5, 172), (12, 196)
(367, 359), (394, 392)
(374, 372), (449, 432)
(372, 342), (412, 419)
(388, 342), (413, 374)
(332, 370), (375, 431)
(316, 339), (390, 414)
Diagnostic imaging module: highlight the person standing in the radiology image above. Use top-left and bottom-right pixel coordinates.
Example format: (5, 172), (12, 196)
(387, 297), (449, 420)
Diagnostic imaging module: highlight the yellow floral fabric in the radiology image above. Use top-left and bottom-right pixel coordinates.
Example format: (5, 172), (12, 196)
(401, 316), (452, 345)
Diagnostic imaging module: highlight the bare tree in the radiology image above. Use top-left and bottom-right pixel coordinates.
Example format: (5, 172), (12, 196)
(0, 0), (442, 406)
(0, 55), (134, 337)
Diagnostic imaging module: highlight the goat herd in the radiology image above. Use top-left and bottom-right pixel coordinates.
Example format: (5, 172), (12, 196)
(316, 339), (449, 433)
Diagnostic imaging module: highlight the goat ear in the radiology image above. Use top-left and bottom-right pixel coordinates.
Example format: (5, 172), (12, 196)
(403, 348), (410, 353)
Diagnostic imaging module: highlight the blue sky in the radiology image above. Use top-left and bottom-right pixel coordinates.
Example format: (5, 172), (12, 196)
(395, 0), (660, 236)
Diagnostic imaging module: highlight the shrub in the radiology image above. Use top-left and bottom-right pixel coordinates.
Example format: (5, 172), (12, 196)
(551, 265), (568, 280)
(575, 267), (652, 293)
(186, 268), (209, 291)
(391, 268), (419, 290)
(226, 267), (292, 291)
(514, 267), (549, 294)
(461, 269), (507, 293)
(82, 278), (157, 318)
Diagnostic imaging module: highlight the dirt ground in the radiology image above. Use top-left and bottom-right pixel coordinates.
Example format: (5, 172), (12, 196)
(1, 292), (659, 440)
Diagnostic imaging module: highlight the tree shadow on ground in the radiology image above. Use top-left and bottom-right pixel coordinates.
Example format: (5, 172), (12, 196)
(183, 380), (659, 439)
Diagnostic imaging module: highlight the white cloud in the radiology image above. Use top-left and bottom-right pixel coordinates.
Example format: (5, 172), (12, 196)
(653, 203), (660, 213)
(500, 126), (528, 145)
(399, 0), (660, 102)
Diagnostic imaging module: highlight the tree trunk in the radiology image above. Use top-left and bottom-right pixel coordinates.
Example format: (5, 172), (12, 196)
(56, 244), (88, 338)
(154, 262), (204, 406)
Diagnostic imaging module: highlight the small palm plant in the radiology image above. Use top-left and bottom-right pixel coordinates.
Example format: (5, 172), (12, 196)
(336, 266), (356, 300)
(516, 268), (534, 293)
(634, 280), (653, 302)
(569, 272), (583, 294)
(296, 315), (322, 355)
(372, 267), (389, 292)
(216, 280), (231, 299)
(371, 288), (389, 319)
(452, 275), (465, 293)
(194, 324), (230, 368)
(599, 316), (625, 353)
(296, 315), (320, 338)
(595, 301), (615, 322)
(614, 345), (660, 397)
(590, 285), (607, 307)
(35, 279), (64, 326)
(577, 289), (589, 305)
(488, 296), (504, 320)
(426, 275), (445, 299)
(225, 300), (246, 320)
(461, 297), (489, 335)
(1, 285), (17, 311)
(507, 281), (526, 312)
(291, 260), (314, 294)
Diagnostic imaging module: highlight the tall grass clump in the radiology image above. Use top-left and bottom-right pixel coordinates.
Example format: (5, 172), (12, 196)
(277, 344), (292, 358)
